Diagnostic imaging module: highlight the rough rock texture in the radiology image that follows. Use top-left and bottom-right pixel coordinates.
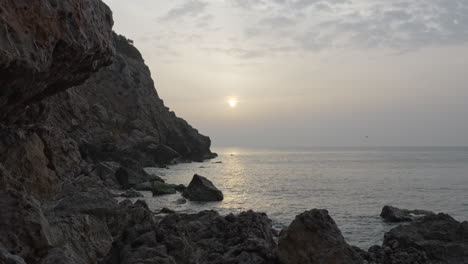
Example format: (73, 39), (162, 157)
(0, 0), (114, 122)
(183, 174), (224, 201)
(382, 213), (468, 264)
(276, 209), (363, 264)
(381, 205), (435, 222)
(22, 33), (215, 167)
(108, 209), (278, 264)
(121, 188), (144, 198)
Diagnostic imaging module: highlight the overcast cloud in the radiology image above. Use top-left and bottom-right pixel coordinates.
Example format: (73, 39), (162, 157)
(104, 0), (468, 147)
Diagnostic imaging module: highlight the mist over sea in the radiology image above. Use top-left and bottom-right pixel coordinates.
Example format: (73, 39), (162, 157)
(144, 147), (468, 249)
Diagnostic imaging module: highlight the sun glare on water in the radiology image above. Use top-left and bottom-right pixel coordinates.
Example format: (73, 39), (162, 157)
(228, 98), (238, 108)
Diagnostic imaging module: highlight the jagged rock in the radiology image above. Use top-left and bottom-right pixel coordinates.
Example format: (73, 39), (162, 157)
(0, 0), (114, 122)
(382, 213), (468, 264)
(151, 183), (177, 196)
(90, 161), (121, 188)
(381, 205), (435, 222)
(109, 209), (277, 264)
(0, 129), (61, 200)
(121, 189), (144, 198)
(276, 209), (363, 264)
(24, 33), (215, 166)
(156, 210), (277, 263)
(0, 190), (52, 263)
(182, 174), (223, 201)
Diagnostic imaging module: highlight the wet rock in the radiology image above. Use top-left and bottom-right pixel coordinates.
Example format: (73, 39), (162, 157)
(382, 213), (468, 264)
(160, 207), (175, 214)
(276, 209), (363, 264)
(121, 189), (144, 198)
(175, 184), (186, 192)
(134, 181), (154, 191)
(182, 174), (223, 201)
(151, 183), (177, 196)
(176, 198), (187, 204)
(0, 0), (114, 122)
(381, 205), (435, 222)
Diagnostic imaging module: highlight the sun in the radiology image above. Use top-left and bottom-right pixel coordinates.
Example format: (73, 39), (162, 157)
(228, 98), (238, 108)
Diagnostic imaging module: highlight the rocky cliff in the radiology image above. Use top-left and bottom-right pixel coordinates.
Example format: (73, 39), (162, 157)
(0, 0), (114, 122)
(22, 33), (215, 166)
(0, 0), (215, 263)
(1, 1), (466, 264)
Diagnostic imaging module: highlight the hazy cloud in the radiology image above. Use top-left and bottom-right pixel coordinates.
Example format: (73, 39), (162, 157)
(160, 0), (208, 21)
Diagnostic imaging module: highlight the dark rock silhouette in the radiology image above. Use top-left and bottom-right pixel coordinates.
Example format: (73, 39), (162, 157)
(183, 174), (224, 201)
(383, 213), (468, 264)
(381, 205), (435, 222)
(276, 209), (363, 264)
(107, 209), (277, 264)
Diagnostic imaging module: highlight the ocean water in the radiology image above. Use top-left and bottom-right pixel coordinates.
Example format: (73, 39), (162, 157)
(142, 147), (468, 249)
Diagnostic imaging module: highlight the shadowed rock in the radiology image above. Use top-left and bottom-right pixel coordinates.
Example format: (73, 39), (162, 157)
(382, 213), (468, 264)
(381, 205), (435, 222)
(0, 0), (114, 122)
(151, 183), (177, 196)
(276, 209), (363, 264)
(183, 174), (223, 201)
(120, 189), (143, 198)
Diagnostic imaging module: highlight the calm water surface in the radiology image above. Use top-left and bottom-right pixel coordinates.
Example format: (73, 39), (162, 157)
(140, 147), (468, 249)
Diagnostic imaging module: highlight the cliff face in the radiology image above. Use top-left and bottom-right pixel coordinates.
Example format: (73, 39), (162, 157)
(0, 0), (215, 262)
(25, 34), (214, 166)
(0, 0), (114, 122)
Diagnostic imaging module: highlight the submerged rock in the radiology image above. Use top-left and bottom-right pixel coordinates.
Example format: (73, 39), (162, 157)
(276, 209), (363, 264)
(182, 174), (223, 201)
(381, 205), (435, 222)
(151, 183), (177, 196)
(120, 189), (144, 198)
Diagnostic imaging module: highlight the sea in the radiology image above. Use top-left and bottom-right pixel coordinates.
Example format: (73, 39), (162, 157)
(141, 147), (468, 249)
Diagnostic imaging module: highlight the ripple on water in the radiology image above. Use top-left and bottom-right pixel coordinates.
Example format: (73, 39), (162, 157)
(141, 147), (468, 249)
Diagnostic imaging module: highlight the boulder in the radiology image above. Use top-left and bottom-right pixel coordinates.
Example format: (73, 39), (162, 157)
(151, 183), (177, 196)
(182, 174), (223, 201)
(276, 209), (363, 264)
(383, 213), (468, 264)
(120, 189), (144, 198)
(380, 205), (435, 222)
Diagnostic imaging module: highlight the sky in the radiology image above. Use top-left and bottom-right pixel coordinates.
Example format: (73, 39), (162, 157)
(103, 0), (468, 147)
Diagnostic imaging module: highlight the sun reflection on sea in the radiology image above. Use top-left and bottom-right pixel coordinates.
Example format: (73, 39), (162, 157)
(217, 149), (249, 211)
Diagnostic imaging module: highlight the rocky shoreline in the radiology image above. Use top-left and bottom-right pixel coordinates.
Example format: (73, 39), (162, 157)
(0, 1), (467, 263)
